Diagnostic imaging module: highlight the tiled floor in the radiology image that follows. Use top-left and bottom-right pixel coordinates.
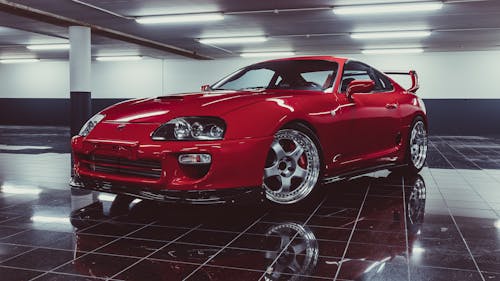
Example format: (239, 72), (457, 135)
(0, 126), (499, 280)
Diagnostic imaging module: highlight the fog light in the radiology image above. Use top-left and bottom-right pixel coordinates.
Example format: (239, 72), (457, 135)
(178, 154), (211, 165)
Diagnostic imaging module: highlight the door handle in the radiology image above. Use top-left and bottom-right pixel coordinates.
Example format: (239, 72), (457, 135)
(385, 103), (398, 109)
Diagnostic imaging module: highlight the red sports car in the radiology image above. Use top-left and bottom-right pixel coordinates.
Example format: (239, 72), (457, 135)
(70, 56), (428, 205)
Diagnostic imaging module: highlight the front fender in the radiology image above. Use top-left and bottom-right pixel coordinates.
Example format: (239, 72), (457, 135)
(222, 99), (309, 140)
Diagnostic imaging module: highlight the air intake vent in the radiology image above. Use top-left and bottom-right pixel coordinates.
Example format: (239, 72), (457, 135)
(79, 154), (162, 179)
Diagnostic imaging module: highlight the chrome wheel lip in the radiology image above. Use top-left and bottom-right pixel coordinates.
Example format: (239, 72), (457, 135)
(407, 177), (426, 225)
(410, 120), (428, 169)
(263, 129), (320, 204)
(264, 222), (319, 280)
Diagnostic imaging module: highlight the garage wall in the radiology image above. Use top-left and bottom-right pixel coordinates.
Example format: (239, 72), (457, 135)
(0, 59), (163, 127)
(1, 50), (499, 135)
(162, 50), (500, 99)
(0, 59), (163, 99)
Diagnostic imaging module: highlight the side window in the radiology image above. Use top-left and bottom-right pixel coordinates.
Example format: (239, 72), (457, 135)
(301, 71), (334, 88)
(372, 70), (394, 92)
(340, 62), (373, 93)
(340, 62), (392, 93)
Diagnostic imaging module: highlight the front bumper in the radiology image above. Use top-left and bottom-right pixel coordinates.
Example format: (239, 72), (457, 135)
(70, 176), (264, 204)
(71, 128), (272, 201)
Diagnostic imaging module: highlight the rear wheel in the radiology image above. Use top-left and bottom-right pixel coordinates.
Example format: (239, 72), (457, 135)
(402, 117), (428, 173)
(263, 126), (321, 205)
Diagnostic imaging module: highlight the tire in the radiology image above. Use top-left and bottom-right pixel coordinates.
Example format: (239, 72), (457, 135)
(400, 116), (428, 174)
(405, 174), (426, 235)
(262, 123), (322, 205)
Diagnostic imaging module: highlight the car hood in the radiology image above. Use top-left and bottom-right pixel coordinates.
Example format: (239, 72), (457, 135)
(101, 90), (314, 123)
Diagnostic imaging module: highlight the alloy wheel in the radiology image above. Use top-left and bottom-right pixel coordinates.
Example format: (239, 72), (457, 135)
(410, 120), (428, 170)
(263, 129), (320, 204)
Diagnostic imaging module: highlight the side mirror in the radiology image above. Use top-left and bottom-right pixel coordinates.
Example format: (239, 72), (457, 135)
(201, 84), (211, 91)
(346, 80), (375, 102)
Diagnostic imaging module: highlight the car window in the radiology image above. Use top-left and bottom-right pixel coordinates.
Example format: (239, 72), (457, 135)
(339, 61), (392, 93)
(301, 70), (335, 89)
(212, 60), (338, 91)
(373, 70), (394, 91)
(220, 68), (275, 90)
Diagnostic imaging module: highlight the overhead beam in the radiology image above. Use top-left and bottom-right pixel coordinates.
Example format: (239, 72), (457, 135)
(0, 0), (212, 60)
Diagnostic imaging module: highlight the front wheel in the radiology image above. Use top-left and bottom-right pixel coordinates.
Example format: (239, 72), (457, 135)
(263, 126), (321, 205)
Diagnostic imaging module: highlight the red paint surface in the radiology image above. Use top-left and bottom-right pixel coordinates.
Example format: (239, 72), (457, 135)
(72, 56), (427, 191)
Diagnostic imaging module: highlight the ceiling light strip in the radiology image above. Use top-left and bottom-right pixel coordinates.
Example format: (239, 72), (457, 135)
(362, 48), (424, 54)
(199, 36), (268, 45)
(27, 44), (70, 50)
(226, 7), (332, 15)
(136, 13), (224, 24)
(334, 1), (444, 15)
(240, 52), (295, 58)
(352, 31), (432, 39)
(0, 58), (40, 64)
(95, 56), (143, 61)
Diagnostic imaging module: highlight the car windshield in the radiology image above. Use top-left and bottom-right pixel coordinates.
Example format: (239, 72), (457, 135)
(211, 60), (338, 91)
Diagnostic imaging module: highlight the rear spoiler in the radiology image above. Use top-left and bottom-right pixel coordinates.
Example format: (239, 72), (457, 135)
(384, 70), (419, 93)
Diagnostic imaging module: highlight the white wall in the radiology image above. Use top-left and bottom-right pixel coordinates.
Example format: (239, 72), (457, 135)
(163, 50), (500, 99)
(92, 60), (163, 98)
(0, 59), (163, 99)
(0, 61), (69, 99)
(1, 50), (499, 100)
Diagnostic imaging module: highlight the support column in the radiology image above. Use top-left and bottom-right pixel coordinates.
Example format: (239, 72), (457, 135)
(69, 26), (91, 137)
(69, 26), (93, 200)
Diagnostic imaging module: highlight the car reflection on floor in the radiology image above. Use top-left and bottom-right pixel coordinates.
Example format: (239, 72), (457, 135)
(68, 172), (426, 280)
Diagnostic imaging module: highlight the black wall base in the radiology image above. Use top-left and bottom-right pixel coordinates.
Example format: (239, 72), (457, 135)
(70, 91), (91, 137)
(0, 98), (499, 135)
(0, 98), (119, 127)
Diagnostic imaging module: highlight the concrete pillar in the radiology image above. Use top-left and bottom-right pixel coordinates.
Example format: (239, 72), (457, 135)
(69, 26), (91, 137)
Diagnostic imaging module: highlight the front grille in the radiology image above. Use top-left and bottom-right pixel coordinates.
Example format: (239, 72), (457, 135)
(79, 154), (162, 179)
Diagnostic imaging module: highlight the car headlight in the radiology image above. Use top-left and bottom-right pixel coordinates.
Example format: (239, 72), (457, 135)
(78, 114), (105, 136)
(152, 117), (226, 141)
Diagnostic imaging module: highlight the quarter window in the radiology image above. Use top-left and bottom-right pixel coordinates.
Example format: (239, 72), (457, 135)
(340, 61), (393, 93)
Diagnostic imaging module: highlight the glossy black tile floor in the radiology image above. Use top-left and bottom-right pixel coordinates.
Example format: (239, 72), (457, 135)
(0, 126), (499, 281)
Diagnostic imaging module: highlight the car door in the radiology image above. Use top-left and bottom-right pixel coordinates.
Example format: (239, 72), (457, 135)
(335, 61), (401, 169)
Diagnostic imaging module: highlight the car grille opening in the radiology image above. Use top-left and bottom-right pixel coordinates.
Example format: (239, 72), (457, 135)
(78, 154), (162, 179)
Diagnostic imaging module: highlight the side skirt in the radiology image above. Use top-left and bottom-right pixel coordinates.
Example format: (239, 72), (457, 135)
(321, 163), (407, 185)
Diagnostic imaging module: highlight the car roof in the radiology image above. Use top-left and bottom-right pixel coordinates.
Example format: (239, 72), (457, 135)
(261, 56), (348, 64)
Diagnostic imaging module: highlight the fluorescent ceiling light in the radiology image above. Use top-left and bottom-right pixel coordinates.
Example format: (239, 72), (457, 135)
(98, 193), (140, 204)
(334, 1), (443, 15)
(31, 215), (70, 224)
(0, 58), (40, 64)
(98, 194), (116, 202)
(199, 36), (267, 45)
(0, 145), (51, 150)
(412, 246), (426, 254)
(136, 13), (224, 24)
(1, 184), (41, 194)
(240, 51), (295, 58)
(352, 31), (431, 40)
(362, 48), (424, 54)
(27, 44), (70, 50)
(95, 56), (143, 61)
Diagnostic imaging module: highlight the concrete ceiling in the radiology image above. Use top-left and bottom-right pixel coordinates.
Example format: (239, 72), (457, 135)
(1, 0), (500, 60)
